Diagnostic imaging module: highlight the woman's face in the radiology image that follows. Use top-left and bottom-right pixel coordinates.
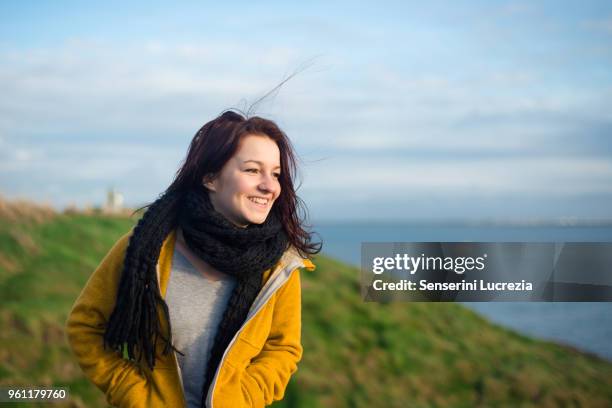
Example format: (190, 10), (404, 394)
(204, 134), (282, 227)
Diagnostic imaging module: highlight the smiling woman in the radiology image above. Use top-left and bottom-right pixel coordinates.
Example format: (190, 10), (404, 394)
(65, 110), (321, 408)
(204, 134), (282, 227)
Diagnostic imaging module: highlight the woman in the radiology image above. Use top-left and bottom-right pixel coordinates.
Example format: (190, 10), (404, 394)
(65, 110), (320, 408)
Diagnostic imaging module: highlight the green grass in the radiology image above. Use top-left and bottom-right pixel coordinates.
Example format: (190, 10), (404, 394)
(1, 213), (611, 407)
(0, 212), (135, 407)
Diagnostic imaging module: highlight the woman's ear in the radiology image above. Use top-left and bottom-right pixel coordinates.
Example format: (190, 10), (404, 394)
(202, 174), (217, 192)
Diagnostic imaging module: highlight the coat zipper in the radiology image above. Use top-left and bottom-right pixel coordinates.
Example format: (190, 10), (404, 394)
(158, 250), (304, 408)
(206, 260), (303, 408)
(172, 349), (187, 406)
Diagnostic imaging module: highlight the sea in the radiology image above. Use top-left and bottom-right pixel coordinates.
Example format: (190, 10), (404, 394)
(313, 222), (612, 361)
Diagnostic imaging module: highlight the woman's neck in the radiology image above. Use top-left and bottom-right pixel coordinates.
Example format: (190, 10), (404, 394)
(175, 227), (231, 281)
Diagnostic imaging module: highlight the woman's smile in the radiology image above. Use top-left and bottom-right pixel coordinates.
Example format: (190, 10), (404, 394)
(247, 195), (271, 208)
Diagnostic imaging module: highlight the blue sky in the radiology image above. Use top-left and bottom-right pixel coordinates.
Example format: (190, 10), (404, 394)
(1, 1), (612, 222)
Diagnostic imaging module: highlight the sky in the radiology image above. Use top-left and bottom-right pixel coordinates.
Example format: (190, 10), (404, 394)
(1, 1), (612, 223)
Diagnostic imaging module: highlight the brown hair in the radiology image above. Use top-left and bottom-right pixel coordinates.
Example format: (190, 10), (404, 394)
(166, 109), (321, 256)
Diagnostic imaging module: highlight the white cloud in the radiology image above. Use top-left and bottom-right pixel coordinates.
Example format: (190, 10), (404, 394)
(1, 37), (611, 218)
(0, 40), (308, 137)
(304, 156), (612, 196)
(583, 17), (612, 35)
(14, 148), (33, 162)
(1, 39), (610, 155)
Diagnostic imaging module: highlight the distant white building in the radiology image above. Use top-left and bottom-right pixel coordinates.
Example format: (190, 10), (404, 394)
(104, 187), (124, 214)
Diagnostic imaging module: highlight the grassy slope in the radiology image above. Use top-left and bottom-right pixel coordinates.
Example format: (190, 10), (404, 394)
(0, 213), (611, 407)
(0, 212), (135, 407)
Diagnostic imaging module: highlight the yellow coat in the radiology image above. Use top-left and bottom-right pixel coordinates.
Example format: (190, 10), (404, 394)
(65, 228), (315, 407)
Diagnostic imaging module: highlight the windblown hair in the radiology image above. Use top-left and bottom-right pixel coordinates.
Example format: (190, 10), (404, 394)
(171, 110), (321, 257)
(103, 109), (321, 374)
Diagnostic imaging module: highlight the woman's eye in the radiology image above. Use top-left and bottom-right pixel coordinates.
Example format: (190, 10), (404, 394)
(245, 169), (280, 179)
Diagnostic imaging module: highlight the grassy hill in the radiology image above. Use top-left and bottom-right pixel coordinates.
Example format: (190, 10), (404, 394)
(1, 201), (611, 407)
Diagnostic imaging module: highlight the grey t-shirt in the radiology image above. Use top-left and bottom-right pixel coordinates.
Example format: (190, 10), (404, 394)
(165, 247), (237, 408)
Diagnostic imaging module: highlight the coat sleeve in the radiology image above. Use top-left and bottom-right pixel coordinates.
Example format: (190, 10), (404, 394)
(241, 260), (314, 407)
(64, 230), (150, 407)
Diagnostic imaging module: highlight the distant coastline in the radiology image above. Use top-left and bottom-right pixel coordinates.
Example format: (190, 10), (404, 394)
(313, 217), (612, 228)
(315, 222), (612, 361)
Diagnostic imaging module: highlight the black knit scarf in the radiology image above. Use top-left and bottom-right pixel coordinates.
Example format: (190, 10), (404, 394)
(103, 184), (289, 406)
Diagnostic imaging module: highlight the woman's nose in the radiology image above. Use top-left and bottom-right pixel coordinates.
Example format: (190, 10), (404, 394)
(258, 174), (279, 194)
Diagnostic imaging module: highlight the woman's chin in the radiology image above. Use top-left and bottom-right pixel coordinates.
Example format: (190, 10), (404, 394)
(244, 212), (269, 225)
(247, 217), (266, 225)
